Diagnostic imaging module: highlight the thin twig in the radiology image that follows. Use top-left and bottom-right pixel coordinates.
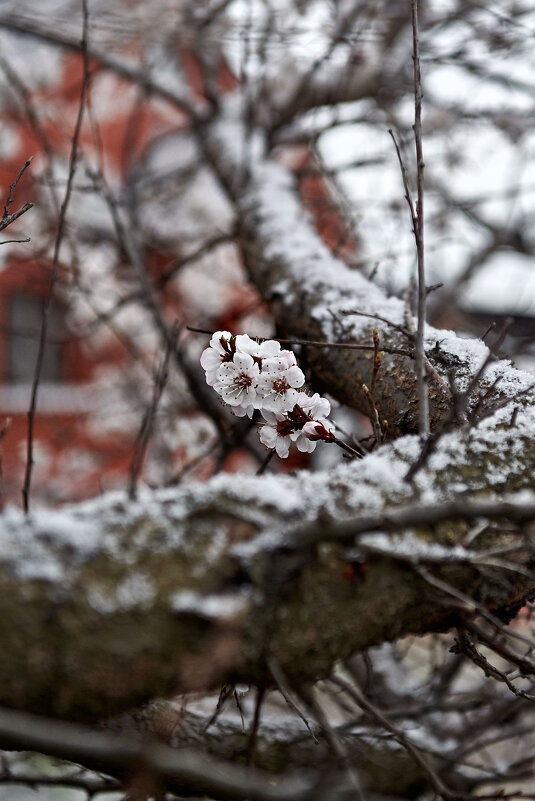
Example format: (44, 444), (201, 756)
(246, 687), (265, 764)
(2, 157), (32, 220)
(332, 674), (454, 799)
(0, 204), (33, 233)
(22, 0), (89, 514)
(0, 418), (11, 510)
(0, 156), (34, 233)
(0, 237), (31, 245)
(362, 383), (383, 445)
(266, 657), (318, 743)
(203, 685), (235, 733)
(186, 325), (410, 356)
(127, 323), (180, 501)
(256, 449), (275, 475)
(300, 685), (366, 801)
(411, 0), (429, 436)
(332, 434), (364, 459)
(454, 626), (535, 701)
(340, 309), (412, 339)
(370, 327), (383, 395)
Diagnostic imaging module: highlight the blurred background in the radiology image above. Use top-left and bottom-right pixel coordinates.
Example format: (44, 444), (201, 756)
(0, 0), (534, 505)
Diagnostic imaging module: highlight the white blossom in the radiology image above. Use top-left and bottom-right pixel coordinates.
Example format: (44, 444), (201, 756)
(299, 392), (331, 420)
(256, 357), (305, 412)
(214, 352), (259, 407)
(201, 333), (337, 458)
(232, 402), (255, 419)
(259, 411), (293, 458)
(259, 393), (330, 458)
(234, 334), (281, 361)
(200, 330), (234, 386)
(259, 408), (316, 458)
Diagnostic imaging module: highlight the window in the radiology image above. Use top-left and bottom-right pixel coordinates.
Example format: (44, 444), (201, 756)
(7, 292), (64, 383)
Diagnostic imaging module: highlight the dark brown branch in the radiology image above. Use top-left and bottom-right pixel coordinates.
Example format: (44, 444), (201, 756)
(287, 496), (535, 549)
(0, 707), (316, 801)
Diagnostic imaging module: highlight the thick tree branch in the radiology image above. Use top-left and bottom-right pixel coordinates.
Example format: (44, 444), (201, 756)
(1, 364), (535, 722)
(1, 108), (535, 722)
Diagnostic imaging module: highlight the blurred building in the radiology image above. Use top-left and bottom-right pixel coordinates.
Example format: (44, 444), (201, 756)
(0, 36), (357, 506)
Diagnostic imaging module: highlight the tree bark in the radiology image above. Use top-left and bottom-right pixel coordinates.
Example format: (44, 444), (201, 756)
(1, 326), (534, 721)
(0, 54), (534, 731)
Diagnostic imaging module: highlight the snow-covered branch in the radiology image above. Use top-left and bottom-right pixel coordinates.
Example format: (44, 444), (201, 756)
(2, 378), (535, 722)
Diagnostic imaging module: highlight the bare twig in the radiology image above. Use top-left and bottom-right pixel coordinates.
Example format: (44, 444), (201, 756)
(0, 418), (11, 510)
(362, 383), (383, 445)
(332, 674), (454, 799)
(0, 157), (33, 234)
(186, 325), (410, 356)
(256, 449), (275, 475)
(454, 626), (535, 701)
(300, 685), (366, 801)
(266, 656), (318, 744)
(411, 0), (429, 436)
(22, 0), (89, 514)
(246, 686), (265, 764)
(340, 308), (412, 339)
(127, 323), (180, 501)
(0, 237), (31, 245)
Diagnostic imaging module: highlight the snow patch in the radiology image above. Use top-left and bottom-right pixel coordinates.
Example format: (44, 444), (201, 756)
(171, 590), (248, 620)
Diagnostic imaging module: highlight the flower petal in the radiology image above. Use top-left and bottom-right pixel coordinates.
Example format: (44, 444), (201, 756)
(258, 340), (281, 359)
(259, 425), (278, 449)
(235, 334), (260, 357)
(275, 437), (290, 458)
(297, 435), (317, 453)
(210, 331), (232, 355)
(233, 351), (255, 371)
(286, 366), (305, 388)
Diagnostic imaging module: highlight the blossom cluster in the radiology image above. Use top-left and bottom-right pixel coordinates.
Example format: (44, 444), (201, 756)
(200, 331), (334, 458)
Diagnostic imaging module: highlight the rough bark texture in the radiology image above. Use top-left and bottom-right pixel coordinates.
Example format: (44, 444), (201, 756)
(1, 90), (534, 730)
(1, 350), (534, 722)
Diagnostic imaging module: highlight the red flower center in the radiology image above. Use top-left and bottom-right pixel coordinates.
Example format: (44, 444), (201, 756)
(272, 377), (290, 395)
(234, 372), (253, 388)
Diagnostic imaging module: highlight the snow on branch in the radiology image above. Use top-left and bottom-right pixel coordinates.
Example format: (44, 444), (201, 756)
(1, 375), (535, 722)
(0, 99), (534, 722)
